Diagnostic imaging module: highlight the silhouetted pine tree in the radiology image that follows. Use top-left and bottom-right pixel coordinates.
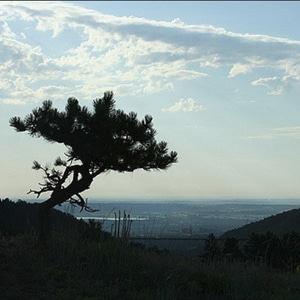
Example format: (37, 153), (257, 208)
(10, 92), (177, 241)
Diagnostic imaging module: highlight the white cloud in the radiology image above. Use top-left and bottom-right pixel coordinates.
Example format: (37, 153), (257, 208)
(0, 20), (17, 39)
(251, 76), (286, 95)
(229, 63), (253, 77)
(171, 18), (184, 25)
(1, 1), (300, 104)
(163, 98), (206, 112)
(246, 126), (300, 140)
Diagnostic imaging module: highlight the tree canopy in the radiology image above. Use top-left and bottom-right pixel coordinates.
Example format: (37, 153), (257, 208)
(11, 91), (177, 173)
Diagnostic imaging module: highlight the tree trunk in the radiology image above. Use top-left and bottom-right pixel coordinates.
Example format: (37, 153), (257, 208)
(38, 196), (61, 243)
(38, 173), (93, 243)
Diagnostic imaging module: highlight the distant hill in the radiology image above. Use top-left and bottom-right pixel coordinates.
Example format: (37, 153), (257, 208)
(220, 207), (300, 240)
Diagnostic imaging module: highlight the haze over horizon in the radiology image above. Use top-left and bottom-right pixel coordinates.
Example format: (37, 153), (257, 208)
(1, 1), (300, 201)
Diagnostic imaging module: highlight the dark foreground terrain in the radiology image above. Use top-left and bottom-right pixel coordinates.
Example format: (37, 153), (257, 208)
(1, 198), (300, 299)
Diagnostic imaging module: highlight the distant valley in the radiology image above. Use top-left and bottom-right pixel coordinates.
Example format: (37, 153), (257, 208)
(57, 199), (300, 238)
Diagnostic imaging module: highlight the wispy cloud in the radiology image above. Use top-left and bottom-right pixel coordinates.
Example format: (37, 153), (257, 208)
(246, 126), (300, 140)
(1, 1), (300, 104)
(251, 76), (290, 95)
(163, 98), (205, 112)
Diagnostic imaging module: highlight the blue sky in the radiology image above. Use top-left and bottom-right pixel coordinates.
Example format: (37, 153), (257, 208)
(1, 1), (300, 201)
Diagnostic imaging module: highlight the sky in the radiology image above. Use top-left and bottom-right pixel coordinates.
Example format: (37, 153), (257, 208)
(1, 1), (300, 201)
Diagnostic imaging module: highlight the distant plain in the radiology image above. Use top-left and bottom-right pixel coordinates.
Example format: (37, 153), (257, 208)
(55, 198), (300, 238)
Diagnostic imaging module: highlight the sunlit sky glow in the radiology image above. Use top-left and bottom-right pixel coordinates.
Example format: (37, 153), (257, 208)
(1, 1), (300, 201)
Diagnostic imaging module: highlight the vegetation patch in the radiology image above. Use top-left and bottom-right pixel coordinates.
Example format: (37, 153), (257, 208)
(2, 199), (300, 299)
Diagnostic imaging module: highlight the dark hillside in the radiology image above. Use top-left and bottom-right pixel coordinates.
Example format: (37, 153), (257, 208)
(221, 207), (300, 239)
(0, 198), (104, 239)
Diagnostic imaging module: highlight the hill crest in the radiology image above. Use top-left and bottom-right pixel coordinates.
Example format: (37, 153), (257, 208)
(221, 207), (300, 239)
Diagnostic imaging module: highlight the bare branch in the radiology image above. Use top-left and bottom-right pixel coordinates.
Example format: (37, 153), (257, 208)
(27, 186), (51, 198)
(68, 194), (98, 213)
